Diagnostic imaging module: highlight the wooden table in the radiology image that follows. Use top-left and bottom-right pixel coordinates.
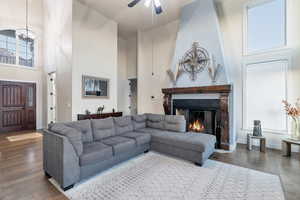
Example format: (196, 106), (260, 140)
(282, 138), (300, 156)
(247, 134), (266, 153)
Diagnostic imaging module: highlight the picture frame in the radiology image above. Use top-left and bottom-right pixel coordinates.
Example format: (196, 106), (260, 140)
(82, 75), (109, 98)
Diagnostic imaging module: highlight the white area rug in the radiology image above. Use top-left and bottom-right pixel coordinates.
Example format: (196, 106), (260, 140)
(52, 152), (285, 200)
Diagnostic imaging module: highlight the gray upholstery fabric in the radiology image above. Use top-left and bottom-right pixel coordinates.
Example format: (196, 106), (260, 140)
(150, 131), (215, 153)
(43, 114), (216, 189)
(135, 127), (162, 134)
(122, 131), (151, 146)
(80, 144), (150, 180)
(132, 114), (147, 130)
(91, 118), (115, 140)
(49, 123), (83, 156)
(101, 136), (136, 155)
(146, 114), (165, 130)
(114, 116), (134, 135)
(164, 115), (186, 133)
(80, 142), (113, 166)
(43, 130), (80, 188)
(60, 120), (93, 143)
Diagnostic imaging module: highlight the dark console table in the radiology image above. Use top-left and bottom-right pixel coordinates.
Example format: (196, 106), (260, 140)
(77, 112), (123, 121)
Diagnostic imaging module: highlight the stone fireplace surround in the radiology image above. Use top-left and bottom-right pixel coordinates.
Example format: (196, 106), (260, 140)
(162, 85), (231, 150)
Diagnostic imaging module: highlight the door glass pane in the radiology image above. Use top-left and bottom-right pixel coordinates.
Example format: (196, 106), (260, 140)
(27, 87), (34, 107)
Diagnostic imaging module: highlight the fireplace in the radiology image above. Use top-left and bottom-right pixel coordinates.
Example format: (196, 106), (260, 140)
(173, 99), (221, 148)
(162, 85), (231, 150)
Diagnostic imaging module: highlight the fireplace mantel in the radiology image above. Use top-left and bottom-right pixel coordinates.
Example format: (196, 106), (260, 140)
(162, 85), (231, 95)
(162, 84), (232, 150)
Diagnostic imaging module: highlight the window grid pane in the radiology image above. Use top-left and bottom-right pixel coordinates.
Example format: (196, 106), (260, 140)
(246, 0), (286, 53)
(0, 30), (16, 65)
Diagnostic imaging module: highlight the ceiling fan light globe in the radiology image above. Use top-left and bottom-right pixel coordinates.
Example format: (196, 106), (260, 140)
(154, 0), (161, 7)
(144, 0), (151, 7)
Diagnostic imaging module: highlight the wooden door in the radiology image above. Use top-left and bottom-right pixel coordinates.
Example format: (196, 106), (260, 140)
(0, 81), (36, 133)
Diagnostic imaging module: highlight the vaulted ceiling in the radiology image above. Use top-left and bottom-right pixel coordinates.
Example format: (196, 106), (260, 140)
(78, 0), (194, 39)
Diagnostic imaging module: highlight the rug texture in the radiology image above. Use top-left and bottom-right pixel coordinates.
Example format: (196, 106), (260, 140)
(53, 152), (285, 200)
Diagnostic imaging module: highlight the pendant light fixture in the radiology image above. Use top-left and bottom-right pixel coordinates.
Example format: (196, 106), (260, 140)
(16, 0), (35, 41)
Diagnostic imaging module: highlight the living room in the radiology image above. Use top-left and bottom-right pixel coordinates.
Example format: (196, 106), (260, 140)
(0, 0), (299, 199)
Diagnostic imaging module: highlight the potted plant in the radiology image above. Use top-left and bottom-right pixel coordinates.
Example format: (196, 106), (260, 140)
(283, 99), (300, 140)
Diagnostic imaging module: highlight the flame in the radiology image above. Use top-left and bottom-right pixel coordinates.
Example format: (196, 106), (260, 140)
(189, 120), (205, 132)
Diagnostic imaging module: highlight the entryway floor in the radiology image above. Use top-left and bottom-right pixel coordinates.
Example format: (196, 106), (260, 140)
(0, 131), (299, 200)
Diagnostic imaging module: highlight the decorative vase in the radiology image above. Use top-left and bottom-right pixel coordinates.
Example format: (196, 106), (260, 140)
(291, 117), (300, 140)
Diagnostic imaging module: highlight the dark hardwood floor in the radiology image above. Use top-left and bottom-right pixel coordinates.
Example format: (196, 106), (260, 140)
(211, 144), (300, 200)
(0, 131), (299, 200)
(0, 131), (67, 200)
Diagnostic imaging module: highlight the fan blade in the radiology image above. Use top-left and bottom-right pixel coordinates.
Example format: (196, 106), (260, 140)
(128, 0), (142, 7)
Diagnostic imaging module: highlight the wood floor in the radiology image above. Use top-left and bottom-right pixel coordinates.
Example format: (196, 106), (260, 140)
(0, 131), (299, 200)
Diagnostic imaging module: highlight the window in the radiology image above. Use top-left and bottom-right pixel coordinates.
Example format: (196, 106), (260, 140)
(0, 29), (35, 67)
(243, 59), (288, 133)
(245, 0), (286, 54)
(0, 30), (17, 65)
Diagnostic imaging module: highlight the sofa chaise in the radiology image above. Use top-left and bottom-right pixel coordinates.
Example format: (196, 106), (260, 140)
(43, 114), (216, 190)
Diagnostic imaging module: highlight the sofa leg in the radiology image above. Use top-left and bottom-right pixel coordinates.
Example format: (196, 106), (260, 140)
(62, 184), (74, 191)
(195, 162), (203, 167)
(144, 150), (150, 153)
(44, 171), (52, 179)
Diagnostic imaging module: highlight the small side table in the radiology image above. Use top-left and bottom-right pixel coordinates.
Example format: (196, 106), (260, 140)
(247, 134), (266, 153)
(282, 139), (300, 156)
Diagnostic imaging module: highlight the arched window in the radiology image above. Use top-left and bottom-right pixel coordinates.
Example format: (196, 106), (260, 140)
(0, 29), (35, 67)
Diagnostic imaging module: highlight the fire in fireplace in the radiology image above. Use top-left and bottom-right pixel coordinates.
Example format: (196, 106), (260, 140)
(173, 99), (222, 148)
(189, 119), (205, 132)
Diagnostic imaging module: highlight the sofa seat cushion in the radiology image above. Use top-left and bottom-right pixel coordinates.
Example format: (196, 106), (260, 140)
(91, 118), (115, 140)
(132, 114), (147, 130)
(80, 142), (113, 166)
(122, 132), (151, 146)
(101, 136), (136, 155)
(151, 131), (216, 153)
(114, 116), (134, 135)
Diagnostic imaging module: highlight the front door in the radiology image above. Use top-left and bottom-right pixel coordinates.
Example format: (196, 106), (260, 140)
(0, 81), (36, 133)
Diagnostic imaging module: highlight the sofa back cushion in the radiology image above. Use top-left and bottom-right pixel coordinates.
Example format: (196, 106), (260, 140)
(91, 118), (115, 140)
(49, 123), (83, 155)
(114, 116), (133, 135)
(132, 114), (146, 130)
(146, 114), (165, 130)
(61, 120), (93, 143)
(164, 115), (186, 132)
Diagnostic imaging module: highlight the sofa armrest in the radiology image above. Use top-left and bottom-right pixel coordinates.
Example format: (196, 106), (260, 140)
(43, 130), (80, 188)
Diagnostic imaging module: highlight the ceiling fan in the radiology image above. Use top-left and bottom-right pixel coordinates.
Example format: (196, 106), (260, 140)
(128, 0), (163, 15)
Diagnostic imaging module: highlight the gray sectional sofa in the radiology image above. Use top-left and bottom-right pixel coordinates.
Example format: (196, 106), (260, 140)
(43, 114), (216, 190)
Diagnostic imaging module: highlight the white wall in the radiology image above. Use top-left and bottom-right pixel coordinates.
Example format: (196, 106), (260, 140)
(127, 36), (137, 79)
(0, 0), (45, 129)
(216, 0), (300, 150)
(137, 20), (179, 114)
(118, 37), (130, 115)
(171, 0), (229, 87)
(44, 0), (73, 123)
(72, 0), (118, 120)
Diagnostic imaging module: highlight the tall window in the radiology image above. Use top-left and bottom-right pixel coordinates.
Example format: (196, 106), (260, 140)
(0, 29), (35, 67)
(243, 0), (289, 134)
(245, 0), (286, 54)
